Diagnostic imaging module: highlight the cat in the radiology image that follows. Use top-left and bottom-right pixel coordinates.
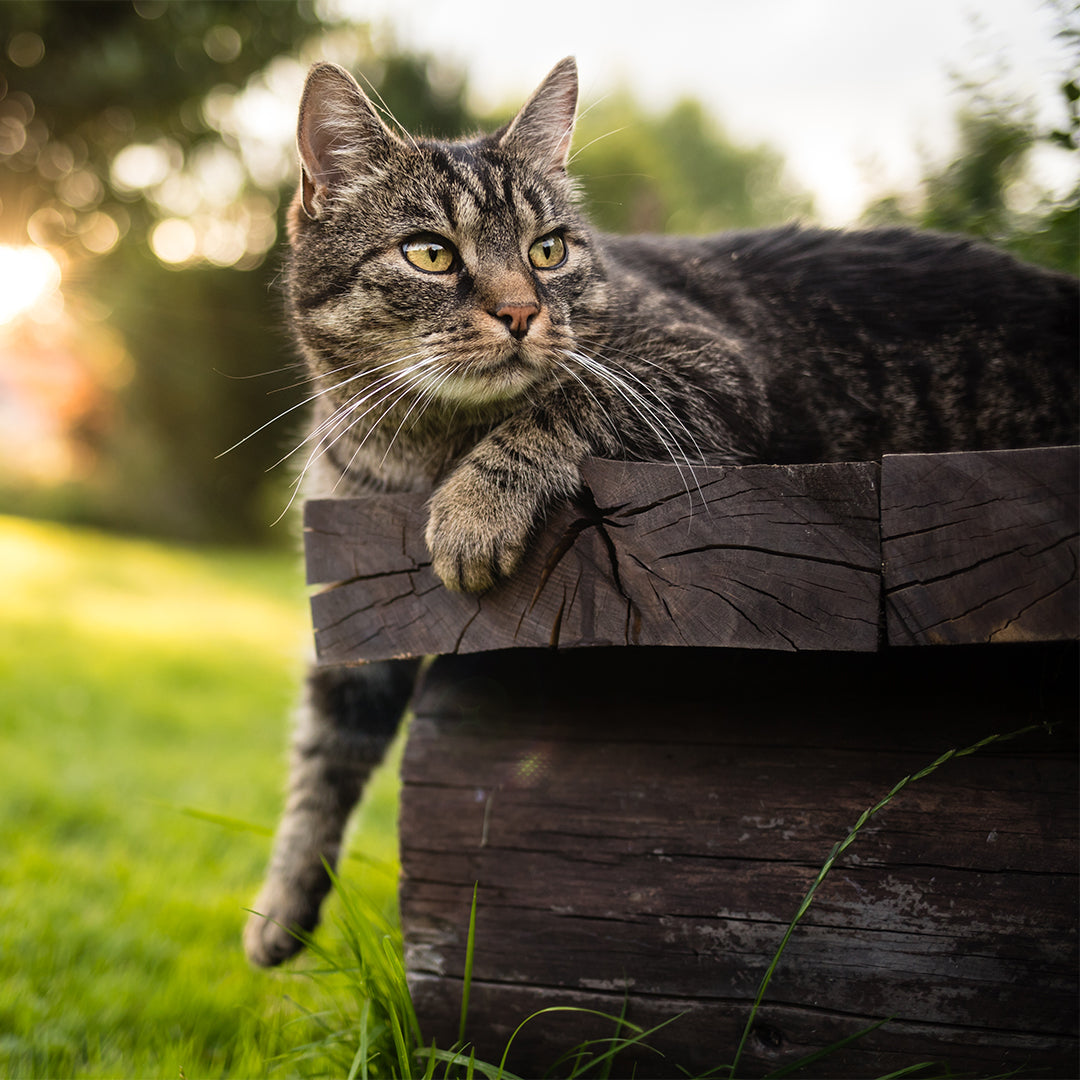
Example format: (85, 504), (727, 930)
(243, 57), (1079, 966)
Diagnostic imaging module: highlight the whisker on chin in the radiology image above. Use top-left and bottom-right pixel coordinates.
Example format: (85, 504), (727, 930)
(380, 364), (462, 468)
(263, 350), (440, 472)
(550, 357), (625, 454)
(564, 348), (707, 520)
(267, 354), (445, 524)
(216, 363), (378, 460)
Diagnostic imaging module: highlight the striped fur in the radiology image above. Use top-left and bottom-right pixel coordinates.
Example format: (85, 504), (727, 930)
(243, 58), (1078, 967)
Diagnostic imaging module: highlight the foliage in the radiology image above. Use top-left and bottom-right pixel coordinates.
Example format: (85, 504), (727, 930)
(0, 3), (481, 543)
(861, 30), (1079, 276)
(566, 92), (812, 234)
(0, 514), (399, 1078)
(0, 0), (315, 254)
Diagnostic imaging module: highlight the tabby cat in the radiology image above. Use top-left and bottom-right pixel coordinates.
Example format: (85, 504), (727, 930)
(243, 57), (1078, 966)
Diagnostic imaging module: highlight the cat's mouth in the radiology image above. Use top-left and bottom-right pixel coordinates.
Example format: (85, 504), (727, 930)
(438, 348), (544, 405)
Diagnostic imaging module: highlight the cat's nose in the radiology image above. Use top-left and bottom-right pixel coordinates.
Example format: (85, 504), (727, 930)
(494, 302), (539, 340)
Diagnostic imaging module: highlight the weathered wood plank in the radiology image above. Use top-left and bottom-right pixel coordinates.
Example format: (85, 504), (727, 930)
(407, 977), (1077, 1079)
(882, 446), (1080, 645)
(399, 646), (1079, 1077)
(306, 458), (882, 661)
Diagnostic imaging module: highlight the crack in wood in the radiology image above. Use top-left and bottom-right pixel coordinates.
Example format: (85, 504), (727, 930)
(660, 542), (878, 575)
(885, 531), (1079, 594)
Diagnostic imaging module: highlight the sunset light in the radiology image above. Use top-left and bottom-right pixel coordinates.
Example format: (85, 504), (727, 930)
(0, 244), (62, 325)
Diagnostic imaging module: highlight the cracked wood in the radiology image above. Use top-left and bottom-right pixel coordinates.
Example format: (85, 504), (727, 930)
(306, 457), (882, 661)
(305, 447), (1078, 661)
(882, 446), (1080, 645)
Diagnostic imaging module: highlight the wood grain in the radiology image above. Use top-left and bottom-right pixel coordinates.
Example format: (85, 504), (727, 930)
(399, 646), (1079, 1077)
(306, 458), (882, 661)
(882, 446), (1079, 645)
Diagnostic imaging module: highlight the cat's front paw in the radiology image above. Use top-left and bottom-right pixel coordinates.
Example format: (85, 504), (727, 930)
(425, 476), (533, 593)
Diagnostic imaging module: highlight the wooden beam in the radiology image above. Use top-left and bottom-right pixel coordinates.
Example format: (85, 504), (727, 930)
(306, 458), (882, 661)
(882, 446), (1079, 645)
(399, 646), (1079, 1077)
(305, 448), (1079, 661)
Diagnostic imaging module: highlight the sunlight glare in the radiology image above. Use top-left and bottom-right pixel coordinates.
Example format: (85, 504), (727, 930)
(0, 245), (62, 325)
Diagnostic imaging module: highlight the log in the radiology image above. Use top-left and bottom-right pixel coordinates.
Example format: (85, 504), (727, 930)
(300, 446), (1080, 1076)
(306, 448), (1079, 660)
(400, 646), (1078, 1077)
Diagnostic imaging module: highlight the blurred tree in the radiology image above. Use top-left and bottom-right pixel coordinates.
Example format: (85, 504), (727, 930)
(862, 8), (1079, 275)
(0, 1), (477, 543)
(0, 0), (321, 255)
(566, 92), (812, 234)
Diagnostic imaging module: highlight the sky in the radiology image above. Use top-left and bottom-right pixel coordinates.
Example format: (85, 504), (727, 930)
(331, 0), (1077, 223)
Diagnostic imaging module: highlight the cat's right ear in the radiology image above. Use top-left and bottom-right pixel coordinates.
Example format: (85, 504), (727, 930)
(499, 57), (579, 175)
(296, 62), (400, 219)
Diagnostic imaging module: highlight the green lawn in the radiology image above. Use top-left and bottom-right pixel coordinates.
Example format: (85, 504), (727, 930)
(0, 516), (401, 1078)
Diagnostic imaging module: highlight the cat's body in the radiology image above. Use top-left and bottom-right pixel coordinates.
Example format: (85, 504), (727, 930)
(243, 58), (1078, 966)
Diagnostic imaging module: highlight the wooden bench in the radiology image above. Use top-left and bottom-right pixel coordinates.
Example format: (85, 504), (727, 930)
(306, 446), (1078, 1077)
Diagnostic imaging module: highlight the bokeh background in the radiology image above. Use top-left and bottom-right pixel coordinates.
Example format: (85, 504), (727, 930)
(0, 1), (1076, 1077)
(0, 0), (1076, 544)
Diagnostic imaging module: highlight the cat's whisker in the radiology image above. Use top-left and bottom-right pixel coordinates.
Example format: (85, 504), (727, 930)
(332, 361), (451, 488)
(305, 357), (442, 460)
(354, 69), (421, 153)
(588, 348), (710, 473)
(566, 349), (705, 518)
(573, 334), (712, 473)
(567, 349), (698, 464)
(271, 372), (421, 524)
(379, 364), (462, 468)
(266, 352), (443, 472)
(215, 362), (305, 382)
(550, 357), (625, 454)
(233, 349), (435, 465)
(567, 125), (628, 165)
(217, 363), (382, 460)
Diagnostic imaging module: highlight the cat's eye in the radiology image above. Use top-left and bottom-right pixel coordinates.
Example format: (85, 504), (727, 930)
(529, 233), (567, 270)
(402, 236), (456, 274)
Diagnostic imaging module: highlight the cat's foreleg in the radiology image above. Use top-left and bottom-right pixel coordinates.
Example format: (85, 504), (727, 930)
(425, 412), (590, 593)
(244, 658), (420, 966)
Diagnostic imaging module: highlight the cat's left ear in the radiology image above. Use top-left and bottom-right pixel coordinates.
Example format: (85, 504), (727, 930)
(498, 57), (578, 174)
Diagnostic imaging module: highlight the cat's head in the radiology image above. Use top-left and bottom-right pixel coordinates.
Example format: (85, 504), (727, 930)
(286, 57), (608, 411)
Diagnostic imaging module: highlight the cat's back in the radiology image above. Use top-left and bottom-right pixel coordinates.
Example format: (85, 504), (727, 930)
(602, 226), (1078, 458)
(607, 225), (1076, 344)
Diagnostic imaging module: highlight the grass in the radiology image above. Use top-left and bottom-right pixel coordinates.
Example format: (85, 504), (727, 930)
(0, 513), (1050, 1079)
(286, 723), (1043, 1080)
(0, 515), (400, 1078)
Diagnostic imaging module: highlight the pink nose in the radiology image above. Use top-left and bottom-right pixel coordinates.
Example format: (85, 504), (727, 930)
(495, 302), (539, 339)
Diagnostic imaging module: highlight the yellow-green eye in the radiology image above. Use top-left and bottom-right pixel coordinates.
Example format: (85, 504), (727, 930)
(402, 237), (455, 273)
(528, 233), (566, 269)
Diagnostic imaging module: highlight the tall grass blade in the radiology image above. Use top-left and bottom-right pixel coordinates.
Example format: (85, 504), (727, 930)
(422, 1046), (524, 1080)
(728, 721), (1046, 1079)
(345, 1000), (370, 1080)
(763, 1017), (891, 1077)
(459, 882), (479, 1047)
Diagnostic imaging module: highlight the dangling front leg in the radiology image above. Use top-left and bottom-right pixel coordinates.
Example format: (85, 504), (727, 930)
(244, 658), (420, 967)
(425, 410), (591, 593)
